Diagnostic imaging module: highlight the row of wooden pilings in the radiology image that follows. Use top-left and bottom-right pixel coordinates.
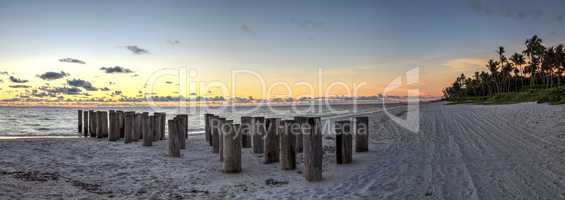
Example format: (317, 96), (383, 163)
(77, 110), (369, 182)
(203, 114), (369, 182)
(78, 110), (194, 157)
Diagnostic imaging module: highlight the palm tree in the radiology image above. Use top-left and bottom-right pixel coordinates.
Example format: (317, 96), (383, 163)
(486, 59), (500, 94)
(510, 53), (526, 89)
(524, 35), (545, 87)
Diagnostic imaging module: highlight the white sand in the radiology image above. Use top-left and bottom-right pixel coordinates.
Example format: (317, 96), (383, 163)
(2, 102), (565, 199)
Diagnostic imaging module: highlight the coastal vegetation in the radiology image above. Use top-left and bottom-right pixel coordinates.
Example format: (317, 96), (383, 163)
(443, 35), (565, 104)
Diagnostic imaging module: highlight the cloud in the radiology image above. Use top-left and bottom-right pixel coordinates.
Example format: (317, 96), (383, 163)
(100, 66), (133, 74)
(66, 79), (97, 91)
(37, 86), (82, 96)
(59, 58), (86, 64)
(9, 76), (28, 83)
(465, 0), (548, 20)
(112, 90), (123, 96)
(125, 45), (150, 55)
(100, 87), (111, 91)
(37, 71), (69, 80)
(9, 85), (31, 89)
(240, 24), (254, 33)
(443, 58), (486, 72)
(167, 40), (181, 45)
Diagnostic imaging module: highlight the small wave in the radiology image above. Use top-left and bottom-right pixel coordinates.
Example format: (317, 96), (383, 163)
(35, 128), (50, 131)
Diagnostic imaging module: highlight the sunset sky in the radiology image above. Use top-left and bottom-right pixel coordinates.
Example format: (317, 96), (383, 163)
(1, 0), (565, 101)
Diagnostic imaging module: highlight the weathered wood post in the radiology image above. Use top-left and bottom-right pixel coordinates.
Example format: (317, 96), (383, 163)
(142, 113), (152, 146)
(133, 113), (142, 141)
(168, 119), (181, 157)
(264, 118), (281, 164)
(96, 111), (103, 138)
(252, 117), (265, 154)
(223, 123), (242, 173)
(100, 111), (109, 138)
(90, 111), (97, 138)
(219, 119), (232, 162)
(124, 112), (135, 143)
(83, 111), (89, 137)
(158, 112), (167, 140)
(211, 116), (221, 153)
(177, 115), (188, 149)
(78, 110), (83, 134)
(336, 120), (353, 164)
(152, 114), (161, 142)
(108, 110), (120, 141)
(280, 120), (297, 170)
(355, 117), (369, 152)
(293, 117), (303, 153)
(240, 116), (252, 148)
(297, 116), (323, 182)
(205, 114), (213, 146)
(117, 111), (125, 138)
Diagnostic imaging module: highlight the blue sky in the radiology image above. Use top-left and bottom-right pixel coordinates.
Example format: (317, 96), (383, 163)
(0, 0), (564, 99)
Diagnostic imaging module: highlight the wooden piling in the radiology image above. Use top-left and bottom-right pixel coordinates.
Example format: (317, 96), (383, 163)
(108, 110), (120, 141)
(133, 113), (143, 141)
(219, 119), (232, 162)
(158, 113), (167, 140)
(280, 120), (297, 170)
(117, 111), (125, 138)
(223, 123), (242, 173)
(142, 113), (152, 146)
(177, 115), (188, 149)
(205, 114), (213, 146)
(83, 111), (89, 137)
(336, 120), (353, 164)
(297, 116), (323, 182)
(211, 116), (221, 153)
(293, 117), (303, 153)
(95, 111), (102, 138)
(152, 114), (161, 142)
(240, 117), (252, 148)
(252, 117), (265, 154)
(168, 119), (181, 157)
(97, 111), (109, 138)
(90, 111), (97, 137)
(355, 117), (369, 152)
(124, 112), (135, 143)
(264, 118), (281, 164)
(78, 110), (83, 134)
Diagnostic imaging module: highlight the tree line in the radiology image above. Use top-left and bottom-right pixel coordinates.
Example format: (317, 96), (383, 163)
(443, 35), (565, 100)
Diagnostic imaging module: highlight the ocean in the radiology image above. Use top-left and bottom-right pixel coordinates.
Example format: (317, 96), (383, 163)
(0, 103), (386, 136)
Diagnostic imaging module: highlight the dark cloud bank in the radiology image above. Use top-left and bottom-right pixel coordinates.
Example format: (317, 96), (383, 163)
(100, 66), (133, 74)
(125, 45), (150, 55)
(38, 71), (69, 80)
(67, 79), (97, 91)
(59, 58), (86, 64)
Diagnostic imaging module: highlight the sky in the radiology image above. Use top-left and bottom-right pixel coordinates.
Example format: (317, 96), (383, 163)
(0, 0), (565, 101)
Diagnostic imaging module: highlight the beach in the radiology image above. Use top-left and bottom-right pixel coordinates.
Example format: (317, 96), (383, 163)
(2, 102), (565, 199)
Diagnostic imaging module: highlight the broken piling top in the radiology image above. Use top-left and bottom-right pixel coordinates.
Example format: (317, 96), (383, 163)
(295, 116), (323, 182)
